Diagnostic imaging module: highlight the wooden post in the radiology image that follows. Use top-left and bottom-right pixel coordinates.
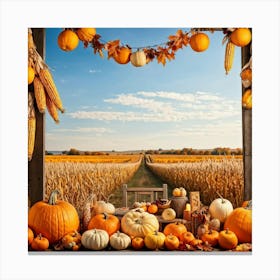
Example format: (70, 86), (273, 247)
(28, 28), (46, 206)
(122, 184), (128, 207)
(241, 31), (252, 201)
(162, 184), (168, 199)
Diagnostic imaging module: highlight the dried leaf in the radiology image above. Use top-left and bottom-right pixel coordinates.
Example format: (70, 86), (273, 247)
(105, 40), (120, 60)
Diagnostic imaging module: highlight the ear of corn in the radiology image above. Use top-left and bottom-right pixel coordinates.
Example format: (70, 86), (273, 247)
(39, 68), (65, 113)
(224, 41), (235, 75)
(28, 92), (36, 161)
(46, 93), (59, 123)
(33, 77), (46, 113)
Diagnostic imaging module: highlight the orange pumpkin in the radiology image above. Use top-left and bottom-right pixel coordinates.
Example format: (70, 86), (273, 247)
(180, 231), (195, 244)
(189, 32), (210, 52)
(131, 236), (145, 250)
(201, 229), (219, 247)
(28, 227), (34, 245)
(31, 234), (49, 251)
(88, 212), (120, 236)
(28, 190), (80, 244)
(61, 230), (82, 250)
(240, 68), (252, 82)
(189, 238), (203, 246)
(163, 222), (187, 239)
(113, 47), (131, 64)
(224, 206), (252, 243)
(218, 228), (238, 250)
(57, 29), (79, 52)
(164, 234), (180, 250)
(230, 28), (251, 47)
(147, 204), (158, 214)
(242, 89), (252, 109)
(76, 28), (96, 42)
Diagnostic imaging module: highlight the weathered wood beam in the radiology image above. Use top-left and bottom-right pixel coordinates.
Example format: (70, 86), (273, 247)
(28, 28), (46, 207)
(241, 34), (252, 201)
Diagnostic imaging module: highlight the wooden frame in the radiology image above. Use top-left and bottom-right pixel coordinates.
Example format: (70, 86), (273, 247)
(28, 28), (252, 206)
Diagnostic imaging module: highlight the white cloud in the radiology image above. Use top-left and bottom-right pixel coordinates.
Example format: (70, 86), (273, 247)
(89, 69), (101, 74)
(51, 127), (113, 133)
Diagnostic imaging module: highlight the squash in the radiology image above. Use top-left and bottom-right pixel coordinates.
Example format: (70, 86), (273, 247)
(81, 229), (109, 250)
(109, 231), (131, 250)
(240, 68), (252, 88)
(180, 231), (195, 244)
(163, 221), (187, 239)
(57, 29), (79, 52)
(201, 229), (219, 247)
(28, 190), (80, 244)
(224, 206), (252, 243)
(147, 204), (158, 214)
(28, 227), (34, 245)
(172, 187), (187, 197)
(28, 66), (35, 85)
(161, 208), (176, 221)
(218, 228), (238, 250)
(230, 28), (251, 47)
(113, 47), (131, 64)
(209, 218), (221, 232)
(189, 32), (210, 52)
(144, 231), (165, 250)
(130, 50), (146, 67)
(93, 199), (116, 215)
(76, 28), (96, 42)
(242, 89), (252, 110)
(131, 236), (145, 250)
(121, 208), (159, 238)
(209, 196), (233, 223)
(87, 212), (120, 236)
(61, 230), (82, 250)
(164, 234), (180, 250)
(31, 233), (49, 251)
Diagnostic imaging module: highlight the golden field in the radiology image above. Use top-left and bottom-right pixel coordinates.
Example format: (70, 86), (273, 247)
(146, 156), (244, 208)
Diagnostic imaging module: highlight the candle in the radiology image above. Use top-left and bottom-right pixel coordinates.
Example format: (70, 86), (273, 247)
(185, 203), (191, 211)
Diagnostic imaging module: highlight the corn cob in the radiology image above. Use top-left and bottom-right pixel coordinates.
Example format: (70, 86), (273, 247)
(224, 41), (235, 75)
(46, 93), (59, 123)
(33, 76), (46, 113)
(39, 68), (65, 113)
(28, 92), (36, 161)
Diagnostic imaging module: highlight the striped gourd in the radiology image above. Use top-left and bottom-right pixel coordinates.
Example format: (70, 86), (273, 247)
(46, 93), (59, 123)
(224, 41), (235, 75)
(39, 68), (65, 113)
(33, 76), (46, 113)
(28, 92), (36, 161)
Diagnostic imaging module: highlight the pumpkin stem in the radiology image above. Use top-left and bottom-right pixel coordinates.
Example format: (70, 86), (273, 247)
(216, 191), (224, 203)
(225, 228), (229, 234)
(48, 190), (60, 205)
(103, 212), (109, 220)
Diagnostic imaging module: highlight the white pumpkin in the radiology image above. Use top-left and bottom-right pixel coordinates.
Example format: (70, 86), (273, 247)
(94, 200), (115, 215)
(209, 198), (233, 223)
(161, 208), (176, 221)
(81, 229), (109, 250)
(130, 50), (147, 67)
(121, 208), (159, 238)
(109, 231), (131, 250)
(209, 218), (221, 232)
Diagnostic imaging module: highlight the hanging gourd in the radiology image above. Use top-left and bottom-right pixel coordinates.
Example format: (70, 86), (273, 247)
(130, 50), (147, 67)
(113, 47), (131, 64)
(76, 28), (96, 42)
(57, 29), (79, 52)
(28, 66), (35, 85)
(242, 89), (252, 110)
(189, 32), (210, 52)
(230, 28), (251, 47)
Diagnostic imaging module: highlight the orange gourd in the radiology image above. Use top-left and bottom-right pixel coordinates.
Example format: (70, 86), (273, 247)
(163, 222), (187, 239)
(88, 212), (120, 236)
(57, 29), (79, 52)
(113, 47), (131, 64)
(218, 228), (238, 250)
(230, 28), (251, 47)
(180, 231), (195, 244)
(28, 227), (34, 245)
(147, 204), (158, 214)
(31, 234), (49, 251)
(164, 234), (180, 250)
(131, 236), (145, 250)
(28, 190), (80, 244)
(76, 28), (96, 42)
(242, 89), (252, 109)
(201, 229), (219, 247)
(189, 32), (210, 52)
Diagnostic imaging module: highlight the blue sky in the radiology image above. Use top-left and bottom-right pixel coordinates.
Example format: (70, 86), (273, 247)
(45, 28), (242, 151)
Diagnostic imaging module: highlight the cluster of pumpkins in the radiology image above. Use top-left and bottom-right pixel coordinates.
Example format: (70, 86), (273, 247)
(28, 189), (252, 251)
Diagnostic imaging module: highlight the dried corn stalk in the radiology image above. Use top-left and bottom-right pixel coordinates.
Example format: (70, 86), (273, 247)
(224, 40), (235, 75)
(28, 92), (36, 161)
(33, 76), (46, 113)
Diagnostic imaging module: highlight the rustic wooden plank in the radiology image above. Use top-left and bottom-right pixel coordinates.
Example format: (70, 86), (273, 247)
(28, 28), (46, 207)
(241, 34), (252, 201)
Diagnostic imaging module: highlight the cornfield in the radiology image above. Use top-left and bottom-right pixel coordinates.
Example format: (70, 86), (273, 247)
(45, 157), (142, 217)
(146, 157), (244, 208)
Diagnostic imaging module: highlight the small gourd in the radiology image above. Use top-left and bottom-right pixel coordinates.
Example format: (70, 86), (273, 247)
(109, 231), (131, 250)
(81, 229), (109, 250)
(130, 50), (147, 67)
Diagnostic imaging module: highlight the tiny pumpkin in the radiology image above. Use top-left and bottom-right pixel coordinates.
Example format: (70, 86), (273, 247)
(76, 28), (96, 42)
(93, 196), (116, 215)
(81, 229), (109, 250)
(161, 208), (176, 221)
(218, 228), (238, 250)
(31, 233), (49, 251)
(164, 234), (180, 250)
(242, 89), (252, 110)
(240, 68), (252, 87)
(209, 197), (233, 223)
(163, 221), (187, 239)
(131, 236), (145, 250)
(88, 212), (120, 236)
(130, 50), (147, 67)
(180, 231), (195, 244)
(61, 230), (82, 250)
(147, 204), (158, 214)
(201, 229), (220, 247)
(28, 227), (34, 245)
(230, 28), (251, 47)
(113, 47), (131, 64)
(144, 231), (165, 250)
(172, 187), (187, 197)
(57, 29), (79, 52)
(109, 231), (131, 250)
(189, 32), (210, 52)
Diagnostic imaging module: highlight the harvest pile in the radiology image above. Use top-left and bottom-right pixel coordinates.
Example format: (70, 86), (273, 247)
(28, 187), (252, 252)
